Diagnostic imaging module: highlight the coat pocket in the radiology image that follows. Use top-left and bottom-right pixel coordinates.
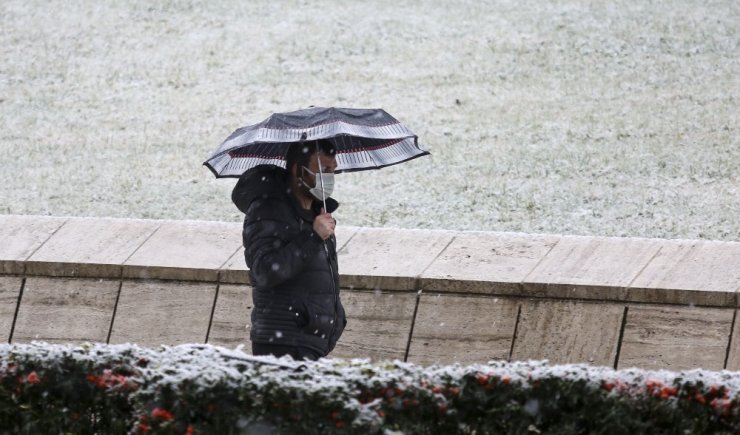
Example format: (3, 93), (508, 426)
(292, 301), (309, 329)
(300, 301), (335, 339)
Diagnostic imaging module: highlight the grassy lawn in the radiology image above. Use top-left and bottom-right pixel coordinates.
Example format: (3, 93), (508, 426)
(1, 0), (737, 240)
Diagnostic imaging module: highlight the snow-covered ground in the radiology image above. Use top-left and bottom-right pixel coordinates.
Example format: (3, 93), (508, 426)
(1, 0), (738, 241)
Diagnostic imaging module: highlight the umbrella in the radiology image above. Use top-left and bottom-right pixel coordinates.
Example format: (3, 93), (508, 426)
(203, 106), (430, 178)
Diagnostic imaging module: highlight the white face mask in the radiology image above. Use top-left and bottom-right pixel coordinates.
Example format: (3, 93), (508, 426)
(301, 166), (335, 201)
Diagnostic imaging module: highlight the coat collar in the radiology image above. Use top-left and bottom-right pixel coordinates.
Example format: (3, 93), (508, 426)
(291, 195), (339, 222)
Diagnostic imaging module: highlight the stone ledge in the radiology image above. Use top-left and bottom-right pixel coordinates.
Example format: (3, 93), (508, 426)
(419, 232), (559, 295)
(26, 217), (160, 278)
(0, 215), (68, 275)
(1, 215), (738, 306)
(2, 214), (739, 369)
(122, 220), (243, 281)
(339, 227), (456, 291)
(24, 261), (122, 279)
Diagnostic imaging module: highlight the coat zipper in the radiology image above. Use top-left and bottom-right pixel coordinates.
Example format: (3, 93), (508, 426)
(324, 240), (339, 353)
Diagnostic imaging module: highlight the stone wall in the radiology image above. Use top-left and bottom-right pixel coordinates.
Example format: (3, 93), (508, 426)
(1, 215), (739, 370)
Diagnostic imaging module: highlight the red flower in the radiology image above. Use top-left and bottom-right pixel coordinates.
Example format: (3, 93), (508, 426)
(646, 379), (664, 397)
(86, 369), (129, 390)
(476, 374), (489, 385)
(501, 376), (511, 385)
(26, 371), (40, 385)
(616, 380), (629, 392)
(711, 398), (732, 417)
(335, 420), (345, 429)
(660, 386), (678, 400)
(151, 407), (174, 421)
(186, 425), (195, 435)
(694, 393), (706, 405)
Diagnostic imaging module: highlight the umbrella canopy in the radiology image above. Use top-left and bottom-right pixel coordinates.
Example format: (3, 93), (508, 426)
(204, 107), (429, 178)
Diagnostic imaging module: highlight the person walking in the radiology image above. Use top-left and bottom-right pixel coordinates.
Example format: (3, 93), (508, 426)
(231, 139), (346, 360)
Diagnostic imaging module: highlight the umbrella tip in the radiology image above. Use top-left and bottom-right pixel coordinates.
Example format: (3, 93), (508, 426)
(300, 132), (307, 141)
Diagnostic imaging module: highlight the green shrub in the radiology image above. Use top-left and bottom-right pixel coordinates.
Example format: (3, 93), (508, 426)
(1, 343), (738, 434)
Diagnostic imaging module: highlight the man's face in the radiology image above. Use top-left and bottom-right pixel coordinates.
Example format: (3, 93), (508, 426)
(302, 151), (337, 188)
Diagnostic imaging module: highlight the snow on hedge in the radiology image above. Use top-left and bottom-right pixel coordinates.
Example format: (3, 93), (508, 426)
(6, 341), (740, 396)
(2, 342), (740, 433)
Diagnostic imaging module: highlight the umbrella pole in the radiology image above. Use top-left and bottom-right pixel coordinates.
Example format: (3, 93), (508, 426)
(315, 141), (330, 256)
(316, 141), (327, 211)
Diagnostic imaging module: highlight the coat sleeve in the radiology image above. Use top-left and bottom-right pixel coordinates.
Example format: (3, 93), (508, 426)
(243, 197), (324, 288)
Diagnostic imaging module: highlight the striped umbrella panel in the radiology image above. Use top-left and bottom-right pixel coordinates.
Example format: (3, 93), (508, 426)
(212, 120), (417, 160)
(207, 136), (427, 177)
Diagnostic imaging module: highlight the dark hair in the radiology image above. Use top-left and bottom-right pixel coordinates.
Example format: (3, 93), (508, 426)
(285, 138), (335, 174)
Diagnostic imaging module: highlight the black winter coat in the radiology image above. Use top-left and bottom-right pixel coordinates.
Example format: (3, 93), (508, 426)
(232, 165), (346, 356)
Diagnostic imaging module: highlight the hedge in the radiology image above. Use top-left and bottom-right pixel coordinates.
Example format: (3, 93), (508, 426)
(1, 342), (739, 434)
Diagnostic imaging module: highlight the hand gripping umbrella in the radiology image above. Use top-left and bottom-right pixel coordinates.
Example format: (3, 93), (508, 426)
(203, 106), (430, 209)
